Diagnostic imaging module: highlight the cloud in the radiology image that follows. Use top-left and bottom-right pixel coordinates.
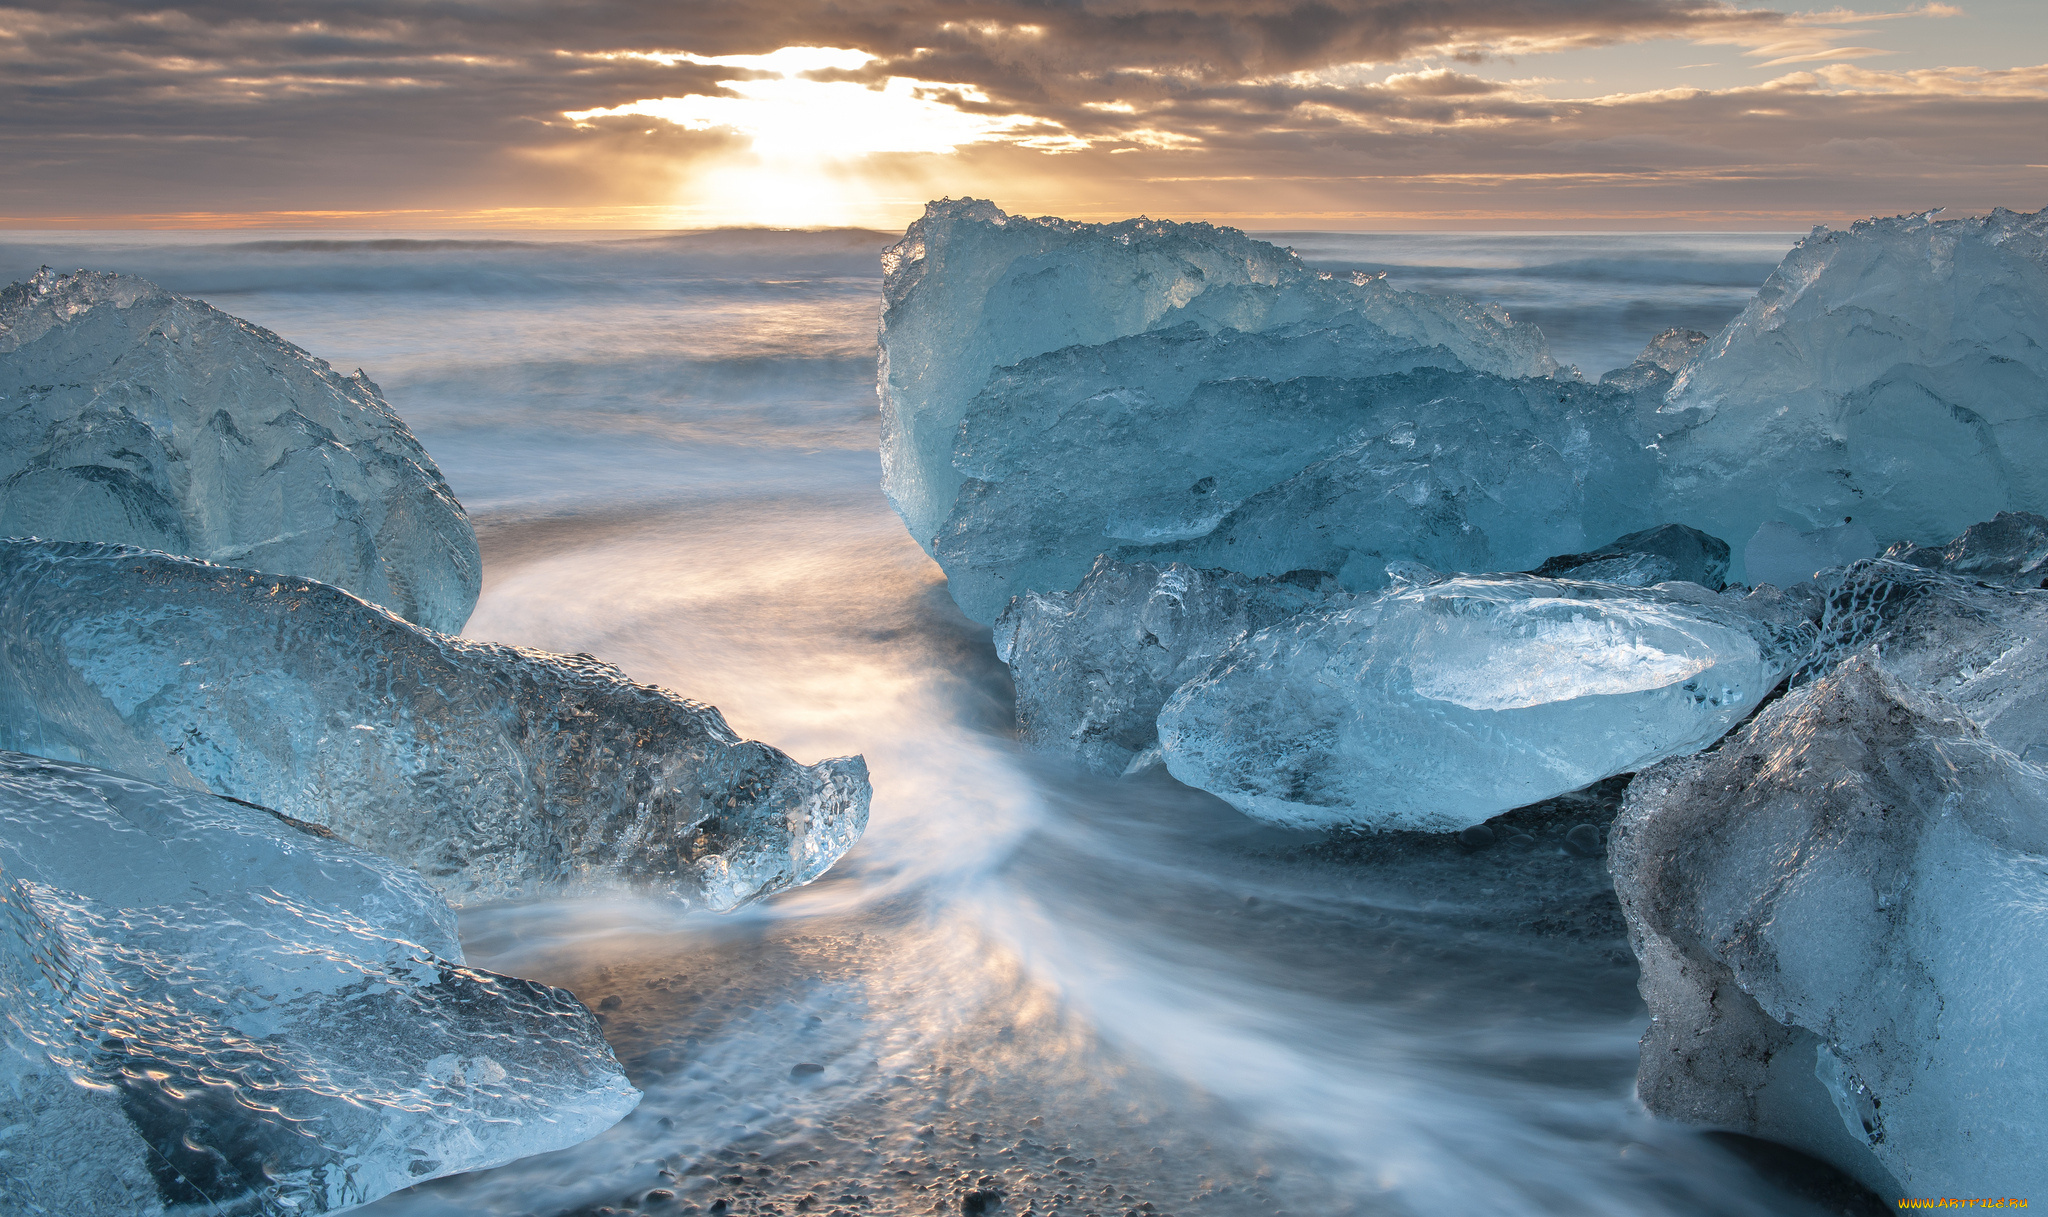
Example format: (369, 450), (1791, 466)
(0, 0), (2033, 227)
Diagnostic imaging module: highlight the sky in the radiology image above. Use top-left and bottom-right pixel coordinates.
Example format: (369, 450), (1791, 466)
(2, 0), (2044, 230)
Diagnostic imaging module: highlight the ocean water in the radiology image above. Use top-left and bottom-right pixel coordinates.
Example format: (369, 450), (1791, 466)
(0, 229), (1866, 1217)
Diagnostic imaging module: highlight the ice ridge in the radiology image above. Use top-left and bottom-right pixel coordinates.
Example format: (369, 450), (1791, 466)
(0, 538), (871, 909)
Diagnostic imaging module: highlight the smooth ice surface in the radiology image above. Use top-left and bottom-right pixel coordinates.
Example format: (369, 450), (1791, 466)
(0, 269), (481, 633)
(0, 538), (870, 909)
(994, 557), (1340, 776)
(939, 367), (1656, 622)
(0, 751), (637, 1215)
(1531, 524), (1731, 590)
(1881, 509), (2048, 588)
(1742, 520), (1878, 590)
(1159, 575), (1810, 832)
(1657, 208), (2048, 577)
(879, 198), (1558, 553)
(1612, 655), (2048, 1199)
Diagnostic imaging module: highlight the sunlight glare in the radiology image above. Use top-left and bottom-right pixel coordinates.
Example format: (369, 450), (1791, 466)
(566, 45), (1085, 227)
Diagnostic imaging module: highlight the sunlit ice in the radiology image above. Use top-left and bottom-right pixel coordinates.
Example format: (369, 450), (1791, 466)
(565, 45), (1085, 228)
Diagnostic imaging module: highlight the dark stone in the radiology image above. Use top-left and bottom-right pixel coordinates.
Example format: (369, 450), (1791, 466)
(1563, 824), (1603, 857)
(598, 995), (623, 1011)
(790, 1062), (826, 1078)
(1531, 523), (1732, 590)
(962, 1188), (1004, 1214)
(1456, 825), (1496, 850)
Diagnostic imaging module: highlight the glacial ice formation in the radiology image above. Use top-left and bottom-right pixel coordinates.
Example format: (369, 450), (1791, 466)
(1881, 509), (2048, 588)
(0, 269), (481, 633)
(1656, 207), (2048, 577)
(879, 198), (1559, 559)
(1531, 524), (1731, 589)
(1611, 654), (2048, 1199)
(0, 538), (871, 908)
(938, 367), (1654, 622)
(994, 557), (1341, 776)
(0, 751), (637, 1215)
(1157, 575), (1812, 831)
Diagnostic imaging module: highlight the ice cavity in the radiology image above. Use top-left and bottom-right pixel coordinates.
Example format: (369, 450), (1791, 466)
(1157, 575), (1811, 832)
(936, 367), (1652, 622)
(1611, 654), (2048, 1199)
(0, 538), (870, 909)
(994, 557), (1341, 776)
(0, 751), (636, 1215)
(0, 269), (481, 633)
(879, 198), (1559, 557)
(1657, 207), (2048, 578)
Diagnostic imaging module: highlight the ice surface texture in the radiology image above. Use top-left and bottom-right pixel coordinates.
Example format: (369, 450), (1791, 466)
(994, 557), (1340, 776)
(1657, 208), (2048, 578)
(0, 269), (481, 633)
(1612, 653), (2048, 1199)
(1158, 575), (1812, 832)
(938, 367), (1653, 622)
(0, 751), (637, 1215)
(878, 198), (1558, 579)
(0, 538), (871, 909)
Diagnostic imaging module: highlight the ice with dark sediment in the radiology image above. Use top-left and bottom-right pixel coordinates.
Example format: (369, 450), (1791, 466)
(878, 198), (1559, 571)
(1530, 523), (1731, 589)
(0, 268), (481, 633)
(0, 751), (637, 1215)
(1157, 574), (1813, 832)
(0, 538), (871, 909)
(1799, 556), (2048, 761)
(939, 368), (1655, 622)
(994, 557), (1342, 776)
(1611, 654), (2048, 1200)
(1655, 207), (2048, 579)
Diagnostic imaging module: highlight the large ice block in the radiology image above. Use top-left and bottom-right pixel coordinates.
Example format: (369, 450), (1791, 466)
(1612, 655), (2048, 1199)
(994, 557), (1341, 776)
(0, 751), (637, 1215)
(1157, 575), (1811, 831)
(1657, 208), (2048, 578)
(0, 268), (481, 633)
(937, 367), (1655, 622)
(0, 538), (871, 909)
(879, 198), (1558, 552)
